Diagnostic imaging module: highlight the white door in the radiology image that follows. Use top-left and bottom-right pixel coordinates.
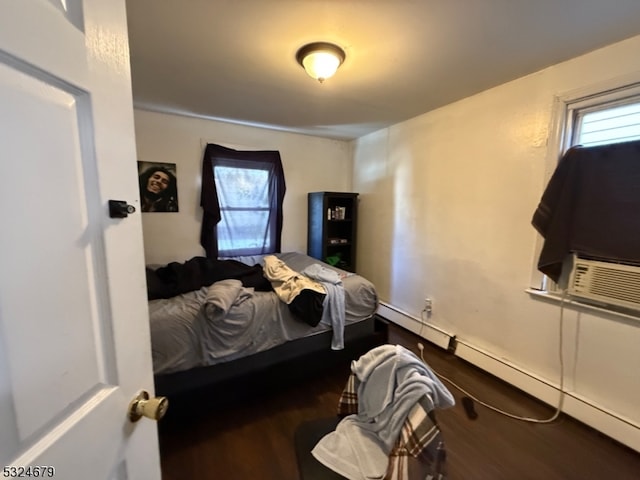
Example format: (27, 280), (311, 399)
(0, 1), (161, 479)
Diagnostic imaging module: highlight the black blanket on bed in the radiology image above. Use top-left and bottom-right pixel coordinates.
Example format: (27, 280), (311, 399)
(146, 256), (273, 300)
(147, 256), (326, 327)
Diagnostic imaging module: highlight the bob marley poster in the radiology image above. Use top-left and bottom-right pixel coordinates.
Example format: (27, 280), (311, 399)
(137, 161), (179, 212)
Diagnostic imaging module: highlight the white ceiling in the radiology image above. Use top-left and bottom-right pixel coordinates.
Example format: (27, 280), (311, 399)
(126, 1), (640, 140)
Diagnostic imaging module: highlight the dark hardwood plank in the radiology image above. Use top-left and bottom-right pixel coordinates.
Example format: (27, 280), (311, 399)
(159, 323), (640, 480)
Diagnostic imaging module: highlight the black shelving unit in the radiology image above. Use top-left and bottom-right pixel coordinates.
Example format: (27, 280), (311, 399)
(307, 192), (358, 272)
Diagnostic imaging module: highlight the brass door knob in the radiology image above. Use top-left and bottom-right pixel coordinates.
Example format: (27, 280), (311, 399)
(128, 390), (169, 422)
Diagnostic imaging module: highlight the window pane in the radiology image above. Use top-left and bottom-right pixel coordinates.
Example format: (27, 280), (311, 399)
(213, 163), (275, 255)
(577, 102), (640, 147)
(217, 209), (271, 252)
(214, 166), (269, 208)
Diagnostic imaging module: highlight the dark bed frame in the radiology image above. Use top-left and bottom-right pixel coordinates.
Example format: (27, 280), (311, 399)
(154, 314), (388, 412)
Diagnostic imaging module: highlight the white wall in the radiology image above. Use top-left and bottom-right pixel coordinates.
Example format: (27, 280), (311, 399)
(353, 35), (640, 450)
(133, 110), (352, 265)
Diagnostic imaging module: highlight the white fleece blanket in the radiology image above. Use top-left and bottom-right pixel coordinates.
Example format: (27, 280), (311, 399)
(312, 345), (454, 480)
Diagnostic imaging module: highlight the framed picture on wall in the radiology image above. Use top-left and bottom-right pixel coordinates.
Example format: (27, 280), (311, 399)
(137, 161), (179, 212)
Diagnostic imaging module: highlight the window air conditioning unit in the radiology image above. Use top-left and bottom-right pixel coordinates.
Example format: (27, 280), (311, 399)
(565, 255), (640, 312)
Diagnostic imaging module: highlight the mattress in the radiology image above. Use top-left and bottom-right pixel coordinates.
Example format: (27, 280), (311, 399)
(148, 252), (378, 375)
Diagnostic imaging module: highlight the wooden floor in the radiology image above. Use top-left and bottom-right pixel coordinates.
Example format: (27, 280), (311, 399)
(159, 323), (640, 480)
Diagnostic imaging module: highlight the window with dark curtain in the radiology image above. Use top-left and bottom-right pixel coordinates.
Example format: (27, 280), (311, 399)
(532, 92), (640, 291)
(200, 143), (286, 258)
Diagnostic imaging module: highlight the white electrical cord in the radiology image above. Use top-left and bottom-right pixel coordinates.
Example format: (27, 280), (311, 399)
(417, 292), (567, 424)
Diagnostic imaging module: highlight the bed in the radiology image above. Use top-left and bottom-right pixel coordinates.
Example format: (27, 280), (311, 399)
(148, 252), (386, 399)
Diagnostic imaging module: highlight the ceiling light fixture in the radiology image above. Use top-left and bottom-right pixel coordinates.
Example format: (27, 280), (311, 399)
(296, 42), (345, 83)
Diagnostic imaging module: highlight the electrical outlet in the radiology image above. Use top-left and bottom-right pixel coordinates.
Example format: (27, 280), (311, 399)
(423, 297), (433, 314)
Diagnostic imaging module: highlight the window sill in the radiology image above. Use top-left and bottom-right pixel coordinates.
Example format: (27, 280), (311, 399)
(525, 288), (640, 323)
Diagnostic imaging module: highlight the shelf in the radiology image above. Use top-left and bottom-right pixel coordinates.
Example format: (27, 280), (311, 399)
(307, 191), (358, 272)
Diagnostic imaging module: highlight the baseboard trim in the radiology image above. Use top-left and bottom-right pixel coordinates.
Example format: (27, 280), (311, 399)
(455, 339), (640, 453)
(378, 302), (640, 453)
(377, 302), (453, 350)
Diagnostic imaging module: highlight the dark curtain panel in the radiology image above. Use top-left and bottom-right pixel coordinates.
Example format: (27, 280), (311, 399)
(532, 140), (640, 282)
(200, 143), (286, 258)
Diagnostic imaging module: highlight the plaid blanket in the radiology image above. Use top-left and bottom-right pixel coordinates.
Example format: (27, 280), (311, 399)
(338, 373), (447, 480)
